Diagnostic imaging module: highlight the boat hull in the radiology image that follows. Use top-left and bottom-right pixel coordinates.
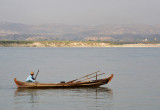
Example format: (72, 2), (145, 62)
(14, 74), (113, 89)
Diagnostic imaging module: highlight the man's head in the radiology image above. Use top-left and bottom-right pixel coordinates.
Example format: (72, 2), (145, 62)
(30, 72), (34, 76)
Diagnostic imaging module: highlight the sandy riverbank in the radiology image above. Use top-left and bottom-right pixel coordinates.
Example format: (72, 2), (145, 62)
(108, 44), (160, 47)
(0, 41), (160, 47)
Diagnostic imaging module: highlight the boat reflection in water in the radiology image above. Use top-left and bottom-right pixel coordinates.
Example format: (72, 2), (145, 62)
(14, 87), (113, 110)
(14, 87), (113, 98)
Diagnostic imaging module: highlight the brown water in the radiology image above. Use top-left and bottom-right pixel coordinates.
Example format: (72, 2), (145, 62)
(0, 47), (160, 110)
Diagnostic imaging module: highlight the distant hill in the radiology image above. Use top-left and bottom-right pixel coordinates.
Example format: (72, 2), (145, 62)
(0, 22), (160, 42)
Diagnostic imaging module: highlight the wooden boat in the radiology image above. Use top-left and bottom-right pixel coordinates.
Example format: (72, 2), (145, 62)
(14, 72), (113, 89)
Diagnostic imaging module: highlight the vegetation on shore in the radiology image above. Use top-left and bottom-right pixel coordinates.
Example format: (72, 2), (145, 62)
(0, 40), (160, 47)
(1, 22), (160, 42)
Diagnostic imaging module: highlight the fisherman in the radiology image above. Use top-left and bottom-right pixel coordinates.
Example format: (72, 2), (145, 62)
(26, 72), (35, 82)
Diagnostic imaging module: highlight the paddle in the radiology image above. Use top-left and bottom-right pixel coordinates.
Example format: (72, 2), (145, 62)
(35, 69), (39, 80)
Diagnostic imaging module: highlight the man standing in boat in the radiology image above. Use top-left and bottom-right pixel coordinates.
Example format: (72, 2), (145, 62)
(26, 72), (35, 82)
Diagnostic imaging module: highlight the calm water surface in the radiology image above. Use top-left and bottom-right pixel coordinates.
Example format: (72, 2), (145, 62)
(0, 47), (160, 110)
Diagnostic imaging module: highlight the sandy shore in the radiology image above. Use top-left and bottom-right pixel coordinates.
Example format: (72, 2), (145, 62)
(0, 41), (160, 47)
(1, 44), (160, 47)
(107, 44), (160, 47)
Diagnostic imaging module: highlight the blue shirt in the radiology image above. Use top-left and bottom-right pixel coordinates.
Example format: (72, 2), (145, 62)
(26, 75), (35, 82)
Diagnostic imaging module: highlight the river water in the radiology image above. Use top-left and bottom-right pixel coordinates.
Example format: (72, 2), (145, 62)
(0, 47), (160, 110)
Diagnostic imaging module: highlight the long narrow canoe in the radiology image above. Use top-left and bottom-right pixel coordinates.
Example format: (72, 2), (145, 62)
(14, 74), (113, 88)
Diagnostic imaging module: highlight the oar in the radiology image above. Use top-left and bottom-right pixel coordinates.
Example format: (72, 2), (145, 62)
(35, 69), (39, 80)
(67, 71), (99, 83)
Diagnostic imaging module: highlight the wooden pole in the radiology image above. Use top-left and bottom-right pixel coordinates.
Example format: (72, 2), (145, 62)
(80, 73), (105, 82)
(96, 73), (97, 81)
(67, 71), (99, 83)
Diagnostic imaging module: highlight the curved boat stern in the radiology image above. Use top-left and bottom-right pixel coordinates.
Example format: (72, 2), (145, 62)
(14, 78), (19, 87)
(108, 74), (113, 83)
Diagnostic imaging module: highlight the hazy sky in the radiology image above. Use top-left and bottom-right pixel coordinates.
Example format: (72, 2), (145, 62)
(0, 0), (160, 25)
